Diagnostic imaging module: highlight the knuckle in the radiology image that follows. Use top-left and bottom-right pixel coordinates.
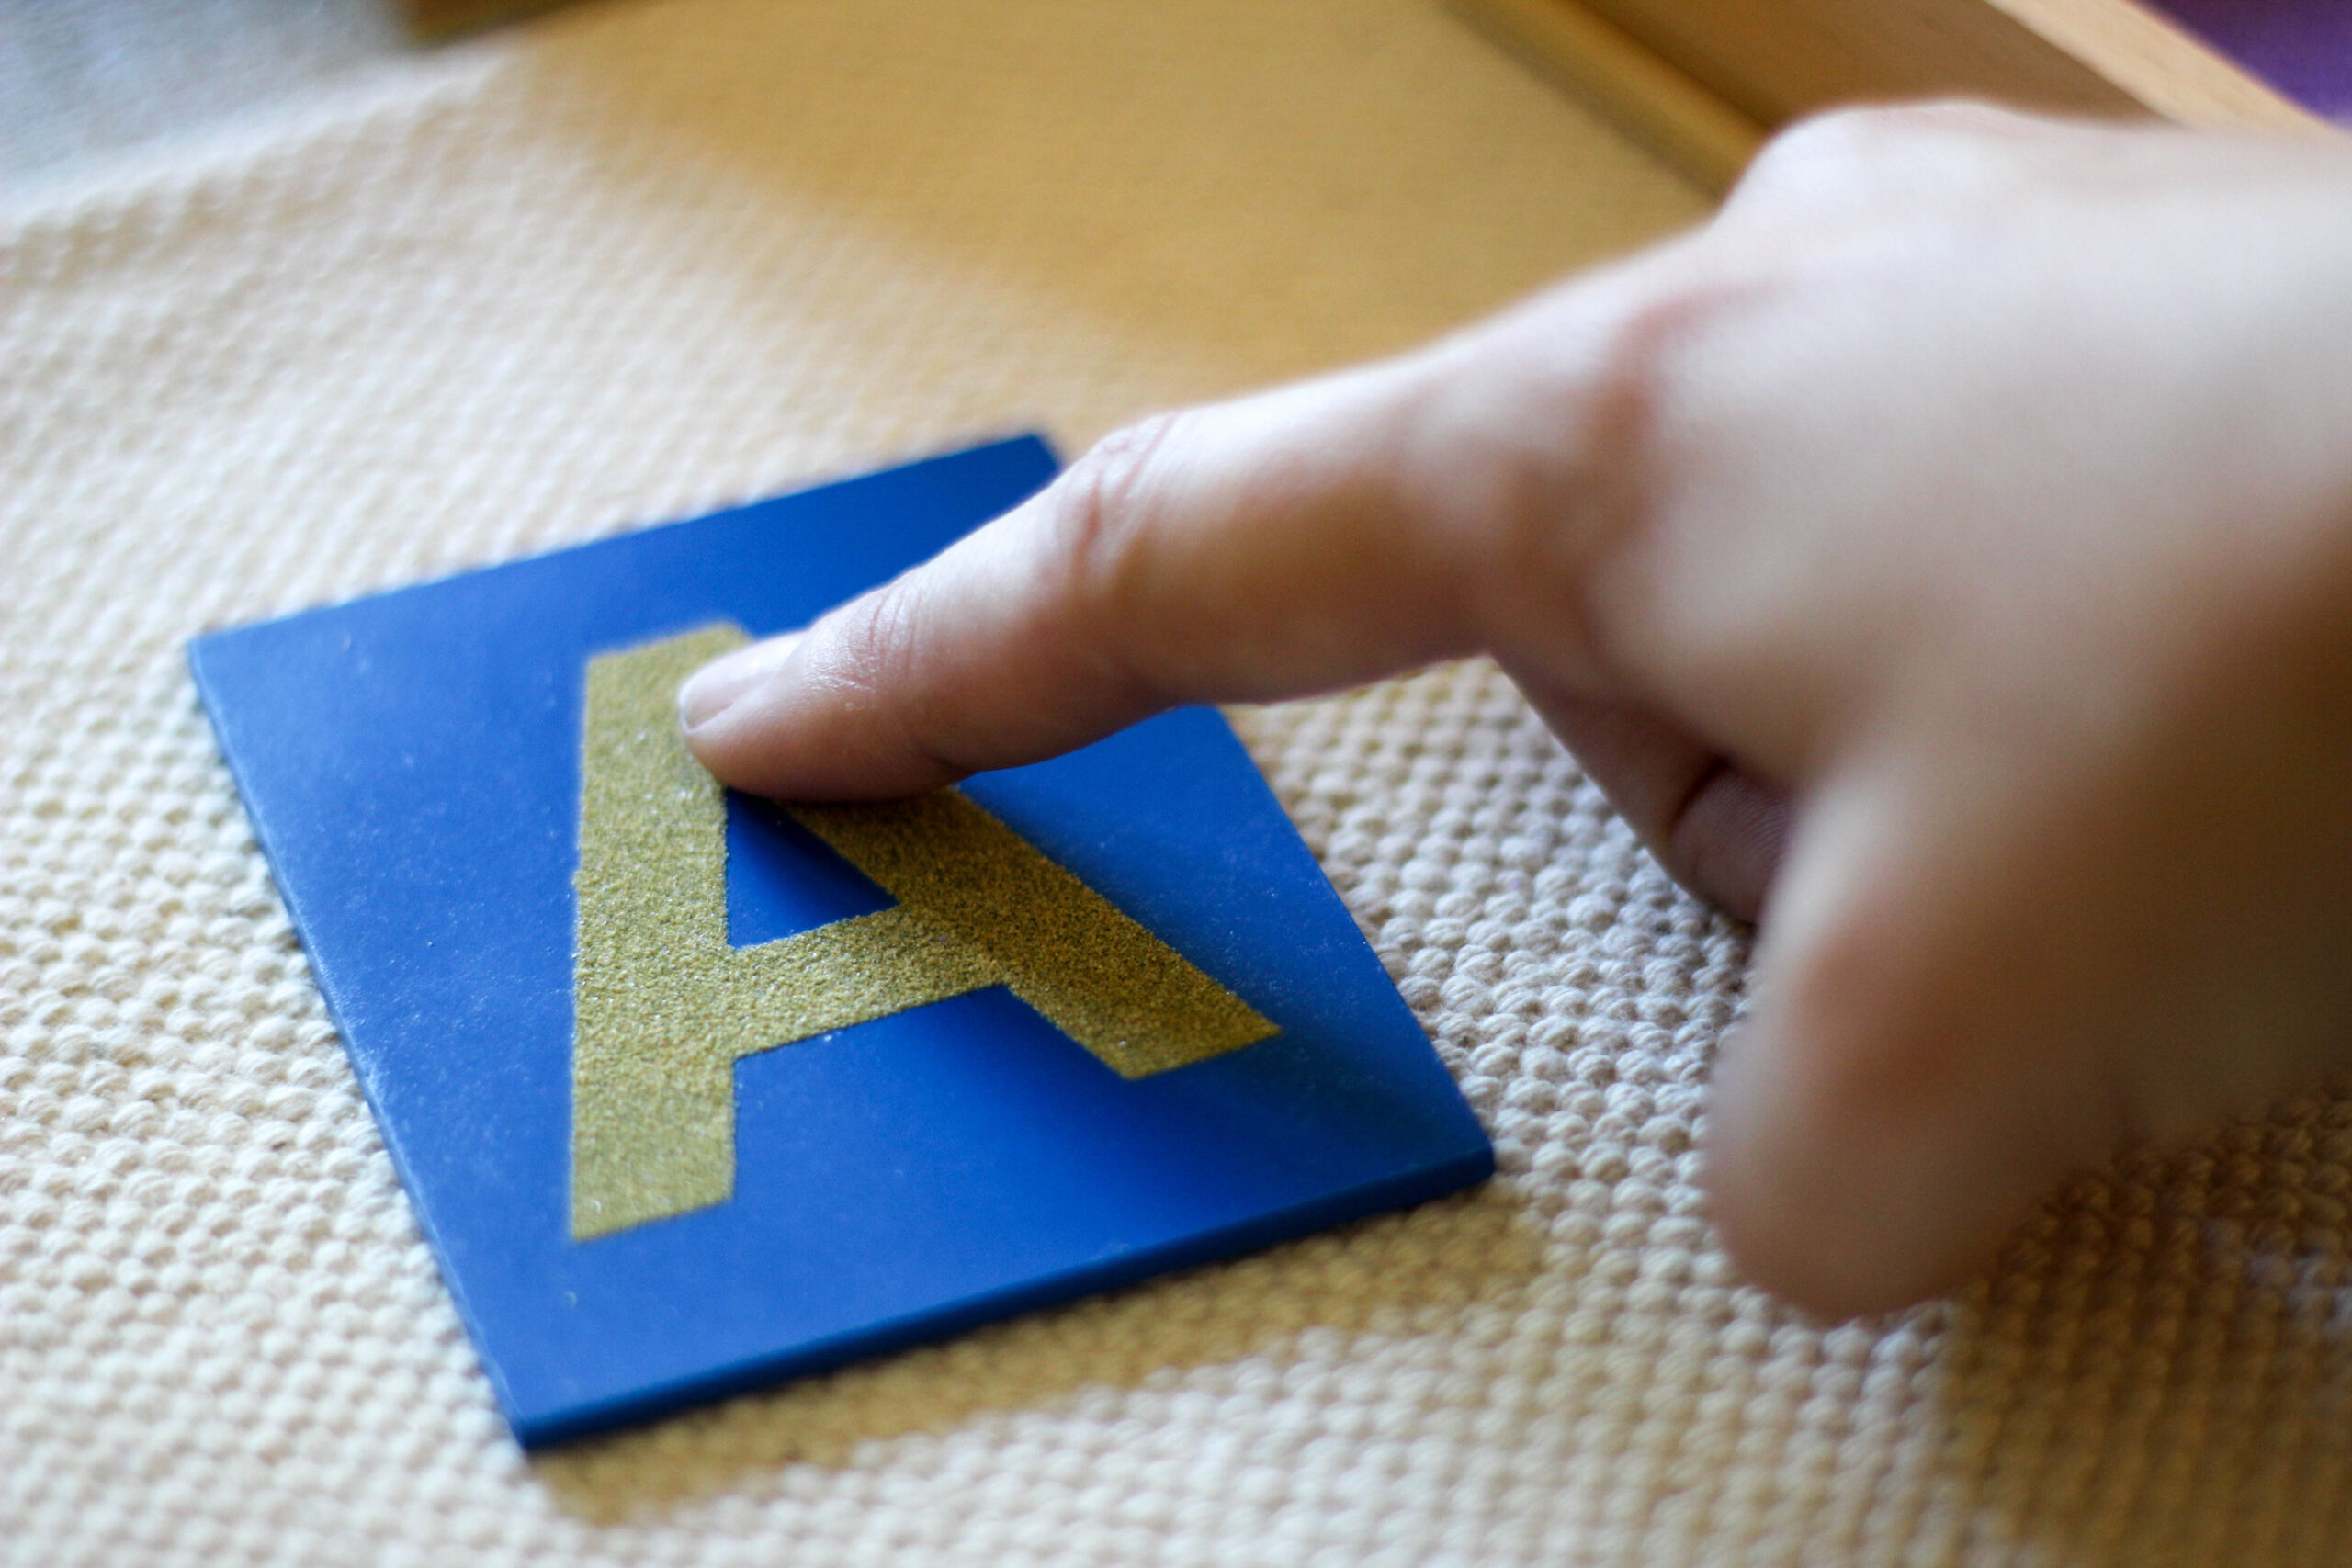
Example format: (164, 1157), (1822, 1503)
(1739, 105), (1901, 193)
(1735, 99), (2028, 212)
(1583, 288), (1704, 447)
(1485, 281), (1725, 590)
(1772, 99), (1974, 161)
(1042, 412), (1186, 626)
(1052, 416), (1181, 560)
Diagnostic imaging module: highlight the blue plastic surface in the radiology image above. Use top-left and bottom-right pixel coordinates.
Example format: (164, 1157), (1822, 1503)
(187, 436), (1493, 1447)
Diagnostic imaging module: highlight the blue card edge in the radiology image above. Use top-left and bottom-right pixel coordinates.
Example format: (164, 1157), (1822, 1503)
(184, 434), (1058, 658)
(186, 634), (531, 1420)
(514, 1143), (1496, 1449)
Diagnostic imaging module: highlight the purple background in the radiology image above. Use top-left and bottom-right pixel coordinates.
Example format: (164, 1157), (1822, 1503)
(2146, 0), (2352, 118)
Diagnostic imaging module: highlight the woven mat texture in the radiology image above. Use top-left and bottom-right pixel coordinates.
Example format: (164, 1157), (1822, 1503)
(6, 2), (2352, 1563)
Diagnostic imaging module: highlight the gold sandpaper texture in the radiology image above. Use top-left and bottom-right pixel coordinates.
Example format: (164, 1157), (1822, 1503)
(570, 625), (1277, 1239)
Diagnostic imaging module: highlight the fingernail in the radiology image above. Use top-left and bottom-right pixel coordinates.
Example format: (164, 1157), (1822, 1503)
(678, 633), (803, 731)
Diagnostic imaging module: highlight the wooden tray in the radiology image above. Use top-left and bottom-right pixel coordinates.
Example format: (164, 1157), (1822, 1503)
(407, 0), (2332, 192)
(1453, 0), (2326, 189)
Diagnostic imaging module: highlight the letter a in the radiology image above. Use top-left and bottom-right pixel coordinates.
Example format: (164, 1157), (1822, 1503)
(569, 626), (1277, 1239)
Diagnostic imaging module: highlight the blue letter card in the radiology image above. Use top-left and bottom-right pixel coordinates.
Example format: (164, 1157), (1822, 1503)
(187, 435), (1493, 1446)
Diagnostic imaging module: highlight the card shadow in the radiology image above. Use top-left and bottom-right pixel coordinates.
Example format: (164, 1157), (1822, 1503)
(528, 1181), (1544, 1524)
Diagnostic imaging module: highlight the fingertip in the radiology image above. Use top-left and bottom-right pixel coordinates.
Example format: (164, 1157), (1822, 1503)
(1689, 780), (2007, 1316)
(1669, 764), (1791, 923)
(1700, 829), (2051, 1317)
(1702, 1017), (1994, 1319)
(679, 628), (928, 799)
(1701, 903), (2119, 1321)
(680, 616), (979, 799)
(678, 631), (804, 734)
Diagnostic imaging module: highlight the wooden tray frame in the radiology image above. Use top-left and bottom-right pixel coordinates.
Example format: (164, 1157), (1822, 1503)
(1453, 0), (2327, 190)
(405, 0), (2332, 192)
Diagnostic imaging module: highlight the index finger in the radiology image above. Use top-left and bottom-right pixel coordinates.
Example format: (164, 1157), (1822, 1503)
(681, 350), (1543, 799)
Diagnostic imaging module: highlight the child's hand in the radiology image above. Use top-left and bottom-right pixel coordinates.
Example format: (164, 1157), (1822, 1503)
(680, 106), (2352, 1317)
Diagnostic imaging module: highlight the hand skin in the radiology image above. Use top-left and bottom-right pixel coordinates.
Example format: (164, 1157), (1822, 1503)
(680, 105), (2352, 1319)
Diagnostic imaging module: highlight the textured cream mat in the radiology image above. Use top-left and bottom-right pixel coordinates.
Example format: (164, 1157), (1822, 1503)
(4, 1), (2349, 1563)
